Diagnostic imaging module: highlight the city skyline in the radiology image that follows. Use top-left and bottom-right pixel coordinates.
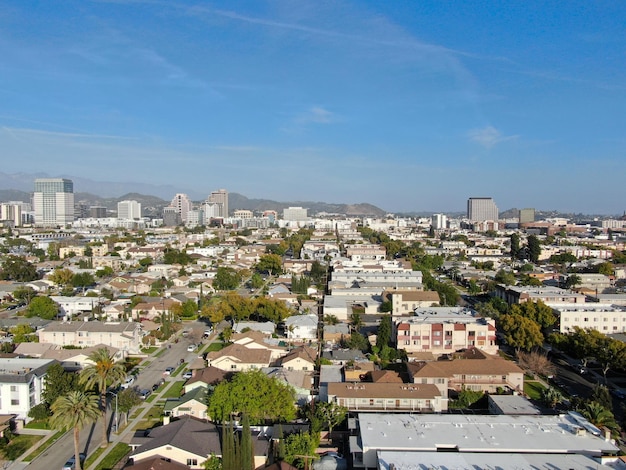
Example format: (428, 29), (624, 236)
(1, 2), (625, 214)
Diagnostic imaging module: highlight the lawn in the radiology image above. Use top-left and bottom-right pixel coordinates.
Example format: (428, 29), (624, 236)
(162, 381), (185, 398)
(24, 420), (50, 430)
(524, 381), (546, 400)
(95, 442), (131, 470)
(133, 405), (164, 430)
(1, 433), (43, 460)
(142, 347), (159, 354)
(204, 342), (226, 352)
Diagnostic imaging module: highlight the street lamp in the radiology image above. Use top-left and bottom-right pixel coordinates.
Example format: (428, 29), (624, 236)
(108, 390), (119, 433)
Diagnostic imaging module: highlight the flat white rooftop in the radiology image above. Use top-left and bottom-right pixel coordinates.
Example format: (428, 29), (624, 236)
(377, 450), (620, 470)
(358, 413), (619, 456)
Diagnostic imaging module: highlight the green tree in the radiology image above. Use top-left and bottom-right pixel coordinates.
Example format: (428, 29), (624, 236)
(494, 269), (516, 286)
(10, 323), (38, 343)
(591, 384), (613, 412)
(214, 267), (242, 290)
(50, 391), (101, 470)
(49, 268), (74, 286)
(240, 414), (254, 470)
(580, 401), (619, 435)
(498, 314), (543, 351)
(249, 273), (264, 289)
(207, 369), (296, 424)
(510, 300), (556, 329)
(0, 255), (38, 281)
(255, 254), (283, 275)
(311, 401), (348, 439)
(510, 233), (521, 259)
(283, 431), (320, 470)
(541, 387), (563, 408)
(309, 261), (326, 284)
(12, 285), (36, 304)
(527, 235), (542, 263)
(376, 315), (392, 349)
(597, 262), (615, 276)
(117, 388), (142, 428)
(79, 348), (127, 447)
(72, 272), (96, 289)
(42, 363), (80, 408)
(26, 296), (58, 320)
(564, 274), (582, 289)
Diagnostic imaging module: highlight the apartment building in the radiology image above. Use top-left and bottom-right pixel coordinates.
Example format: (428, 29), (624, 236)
(395, 307), (498, 357)
(38, 321), (143, 354)
(554, 303), (626, 334)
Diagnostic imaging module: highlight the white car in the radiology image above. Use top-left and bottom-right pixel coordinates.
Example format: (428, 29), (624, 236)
(120, 376), (134, 389)
(187, 344), (196, 352)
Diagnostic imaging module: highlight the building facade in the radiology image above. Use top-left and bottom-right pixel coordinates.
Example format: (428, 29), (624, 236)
(118, 200), (142, 220)
(283, 206), (308, 221)
(208, 189), (228, 218)
(33, 178), (74, 226)
(467, 197), (499, 222)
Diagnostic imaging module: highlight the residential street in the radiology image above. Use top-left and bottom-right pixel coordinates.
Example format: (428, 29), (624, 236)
(11, 320), (210, 470)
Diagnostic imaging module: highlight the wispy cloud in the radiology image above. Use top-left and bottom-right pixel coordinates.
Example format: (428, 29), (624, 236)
(296, 106), (335, 124)
(1, 126), (134, 140)
(467, 126), (518, 148)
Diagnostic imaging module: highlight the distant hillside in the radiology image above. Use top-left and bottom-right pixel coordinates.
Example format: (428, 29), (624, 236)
(0, 189), (30, 203)
(228, 193), (386, 217)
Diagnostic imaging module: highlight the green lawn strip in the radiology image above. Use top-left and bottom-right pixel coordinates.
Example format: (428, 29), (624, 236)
(203, 342), (225, 353)
(162, 381), (185, 398)
(524, 380), (546, 400)
(24, 420), (50, 430)
(94, 442), (131, 470)
(2, 434), (43, 460)
(23, 430), (65, 462)
(145, 393), (158, 403)
(172, 363), (186, 377)
(129, 405), (146, 420)
(84, 446), (106, 468)
(142, 347), (159, 354)
(154, 347), (167, 358)
(133, 405), (164, 431)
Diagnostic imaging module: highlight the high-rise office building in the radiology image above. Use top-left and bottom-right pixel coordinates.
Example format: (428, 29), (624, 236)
(467, 197), (499, 222)
(431, 213), (447, 230)
(118, 200), (142, 220)
(33, 178), (74, 226)
(0, 203), (22, 227)
(519, 208), (535, 224)
(283, 206), (308, 221)
(90, 206), (107, 218)
(208, 189), (228, 218)
(169, 194), (193, 222)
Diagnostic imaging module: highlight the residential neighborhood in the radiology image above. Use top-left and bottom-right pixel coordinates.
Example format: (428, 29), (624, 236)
(1, 185), (626, 469)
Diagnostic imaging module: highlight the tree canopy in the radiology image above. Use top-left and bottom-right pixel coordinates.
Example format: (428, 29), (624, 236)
(499, 314), (543, 351)
(207, 369), (296, 424)
(26, 296), (58, 320)
(0, 255), (38, 282)
(214, 267), (242, 290)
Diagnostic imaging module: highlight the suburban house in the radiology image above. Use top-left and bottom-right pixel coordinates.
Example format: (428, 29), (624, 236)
(273, 346), (317, 371)
(37, 321), (144, 354)
(494, 285), (586, 306)
(407, 349), (525, 396)
(284, 314), (318, 341)
(206, 343), (272, 372)
(394, 307), (498, 357)
(326, 382), (447, 413)
(14, 343), (124, 371)
(0, 358), (58, 423)
(322, 323), (350, 345)
(129, 416), (220, 469)
(131, 299), (181, 320)
(183, 366), (228, 394)
(163, 387), (209, 420)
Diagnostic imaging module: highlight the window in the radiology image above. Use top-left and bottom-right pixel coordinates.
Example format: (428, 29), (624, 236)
(434, 331), (441, 336)
(186, 459), (198, 466)
(10, 386), (16, 392)
(11, 399), (19, 406)
(433, 340), (441, 346)
(404, 340), (410, 345)
(403, 330), (409, 336)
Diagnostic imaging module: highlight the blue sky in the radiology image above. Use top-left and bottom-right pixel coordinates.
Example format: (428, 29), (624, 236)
(1, 1), (625, 214)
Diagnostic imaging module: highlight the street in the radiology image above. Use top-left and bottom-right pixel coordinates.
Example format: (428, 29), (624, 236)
(22, 320), (209, 470)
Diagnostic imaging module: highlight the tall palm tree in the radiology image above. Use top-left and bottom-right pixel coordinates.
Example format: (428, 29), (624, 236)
(50, 391), (100, 470)
(581, 401), (619, 435)
(79, 347), (127, 447)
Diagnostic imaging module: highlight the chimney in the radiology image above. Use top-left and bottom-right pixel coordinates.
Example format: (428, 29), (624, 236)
(602, 426), (611, 442)
(163, 415), (170, 426)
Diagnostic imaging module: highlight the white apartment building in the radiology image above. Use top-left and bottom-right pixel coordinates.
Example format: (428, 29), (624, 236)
(169, 194), (193, 222)
(345, 244), (386, 261)
(395, 307), (498, 356)
(232, 209), (253, 219)
(0, 358), (57, 422)
(554, 303), (626, 334)
(431, 213), (447, 230)
(0, 203), (22, 227)
(33, 178), (74, 226)
(38, 321), (143, 354)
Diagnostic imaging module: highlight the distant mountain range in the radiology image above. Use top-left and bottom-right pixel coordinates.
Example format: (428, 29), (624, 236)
(0, 172), (617, 220)
(0, 172), (387, 217)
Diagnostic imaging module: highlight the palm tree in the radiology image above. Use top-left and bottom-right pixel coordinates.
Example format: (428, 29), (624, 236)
(79, 348), (127, 447)
(50, 391), (100, 470)
(581, 401), (619, 435)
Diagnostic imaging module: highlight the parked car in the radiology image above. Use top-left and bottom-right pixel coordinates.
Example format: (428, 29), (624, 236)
(139, 389), (152, 400)
(187, 344), (196, 352)
(120, 376), (134, 389)
(182, 371), (192, 379)
(164, 367), (174, 375)
(152, 383), (160, 391)
(62, 453), (86, 470)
